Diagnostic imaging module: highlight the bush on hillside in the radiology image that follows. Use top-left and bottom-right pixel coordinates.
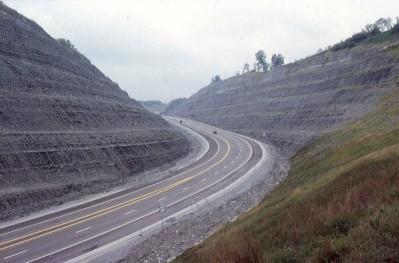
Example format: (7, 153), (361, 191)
(392, 19), (399, 34)
(331, 30), (377, 51)
(211, 75), (222, 83)
(271, 53), (285, 67)
(57, 38), (77, 52)
(255, 50), (270, 72)
(331, 17), (399, 51)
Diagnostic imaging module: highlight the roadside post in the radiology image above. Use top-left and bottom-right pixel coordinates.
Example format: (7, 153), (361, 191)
(159, 202), (166, 231)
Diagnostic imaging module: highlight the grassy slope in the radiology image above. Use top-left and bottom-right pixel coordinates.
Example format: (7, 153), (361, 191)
(175, 45), (399, 262)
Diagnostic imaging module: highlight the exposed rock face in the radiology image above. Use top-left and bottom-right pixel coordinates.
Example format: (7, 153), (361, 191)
(165, 37), (399, 155)
(0, 4), (189, 220)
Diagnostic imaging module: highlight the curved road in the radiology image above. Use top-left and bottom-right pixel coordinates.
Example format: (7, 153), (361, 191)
(0, 118), (264, 262)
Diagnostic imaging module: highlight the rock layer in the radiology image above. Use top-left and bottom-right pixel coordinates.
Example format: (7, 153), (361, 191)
(165, 37), (399, 155)
(0, 4), (189, 220)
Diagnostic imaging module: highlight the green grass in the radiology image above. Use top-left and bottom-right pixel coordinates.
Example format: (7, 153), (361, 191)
(174, 66), (399, 262)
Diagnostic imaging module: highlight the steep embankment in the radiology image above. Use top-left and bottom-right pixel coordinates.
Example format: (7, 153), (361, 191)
(165, 35), (399, 155)
(170, 31), (399, 262)
(176, 85), (399, 262)
(0, 4), (189, 221)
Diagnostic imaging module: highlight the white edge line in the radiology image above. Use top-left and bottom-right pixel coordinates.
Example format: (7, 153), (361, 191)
(36, 133), (253, 263)
(24, 122), (267, 263)
(3, 249), (27, 260)
(1, 131), (223, 259)
(0, 123), (217, 238)
(20, 133), (225, 263)
(75, 226), (92, 234)
(67, 133), (270, 263)
(26, 211), (158, 263)
(124, 209), (136, 216)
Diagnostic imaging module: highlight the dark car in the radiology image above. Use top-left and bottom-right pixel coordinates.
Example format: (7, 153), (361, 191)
(213, 130), (217, 135)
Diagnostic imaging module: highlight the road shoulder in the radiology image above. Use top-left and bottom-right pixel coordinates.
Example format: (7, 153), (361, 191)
(78, 129), (289, 263)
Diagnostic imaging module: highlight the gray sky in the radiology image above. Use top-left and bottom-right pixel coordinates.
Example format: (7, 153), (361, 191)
(5, 0), (399, 102)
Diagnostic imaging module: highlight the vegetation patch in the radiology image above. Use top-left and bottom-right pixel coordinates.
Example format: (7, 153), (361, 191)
(174, 70), (399, 262)
(331, 17), (399, 51)
(57, 38), (78, 52)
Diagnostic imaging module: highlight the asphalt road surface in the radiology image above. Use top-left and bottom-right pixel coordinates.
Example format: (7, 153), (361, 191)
(0, 118), (264, 263)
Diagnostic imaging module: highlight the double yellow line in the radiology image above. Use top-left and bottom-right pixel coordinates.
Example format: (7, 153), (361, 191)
(0, 134), (231, 252)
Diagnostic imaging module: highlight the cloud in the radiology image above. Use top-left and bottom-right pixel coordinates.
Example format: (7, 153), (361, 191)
(4, 0), (399, 101)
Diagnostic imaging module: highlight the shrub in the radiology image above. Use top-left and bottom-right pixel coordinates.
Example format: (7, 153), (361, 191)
(391, 23), (399, 34)
(255, 50), (269, 72)
(271, 53), (285, 67)
(329, 17), (399, 51)
(331, 31), (370, 51)
(57, 38), (77, 52)
(211, 75), (222, 83)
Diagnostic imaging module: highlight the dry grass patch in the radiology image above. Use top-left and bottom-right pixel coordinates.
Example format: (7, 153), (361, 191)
(175, 86), (399, 263)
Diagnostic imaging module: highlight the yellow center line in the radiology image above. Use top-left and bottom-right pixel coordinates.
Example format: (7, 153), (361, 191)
(0, 134), (231, 252)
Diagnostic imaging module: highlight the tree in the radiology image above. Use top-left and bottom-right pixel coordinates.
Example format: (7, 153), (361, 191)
(384, 17), (393, 31)
(255, 50), (269, 72)
(332, 17), (392, 52)
(242, 63), (250, 74)
(57, 38), (77, 51)
(392, 17), (399, 33)
(252, 62), (258, 72)
(271, 53), (284, 67)
(211, 75), (221, 83)
(255, 62), (263, 72)
(374, 17), (393, 32)
(364, 23), (379, 33)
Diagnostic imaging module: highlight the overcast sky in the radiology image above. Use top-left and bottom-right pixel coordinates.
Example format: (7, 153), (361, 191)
(4, 0), (399, 102)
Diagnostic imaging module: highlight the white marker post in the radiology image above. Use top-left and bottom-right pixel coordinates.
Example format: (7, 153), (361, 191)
(159, 202), (166, 231)
(139, 221), (143, 238)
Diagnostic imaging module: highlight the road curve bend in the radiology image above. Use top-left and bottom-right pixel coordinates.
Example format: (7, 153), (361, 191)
(0, 118), (266, 263)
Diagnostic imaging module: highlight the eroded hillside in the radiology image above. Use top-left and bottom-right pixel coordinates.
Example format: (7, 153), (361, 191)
(175, 64), (399, 263)
(165, 34), (399, 155)
(170, 26), (399, 263)
(0, 4), (189, 220)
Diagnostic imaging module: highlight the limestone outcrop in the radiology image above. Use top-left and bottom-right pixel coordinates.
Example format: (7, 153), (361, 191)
(165, 36), (399, 155)
(0, 4), (189, 220)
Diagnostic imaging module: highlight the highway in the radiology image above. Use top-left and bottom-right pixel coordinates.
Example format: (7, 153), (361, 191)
(0, 118), (265, 263)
